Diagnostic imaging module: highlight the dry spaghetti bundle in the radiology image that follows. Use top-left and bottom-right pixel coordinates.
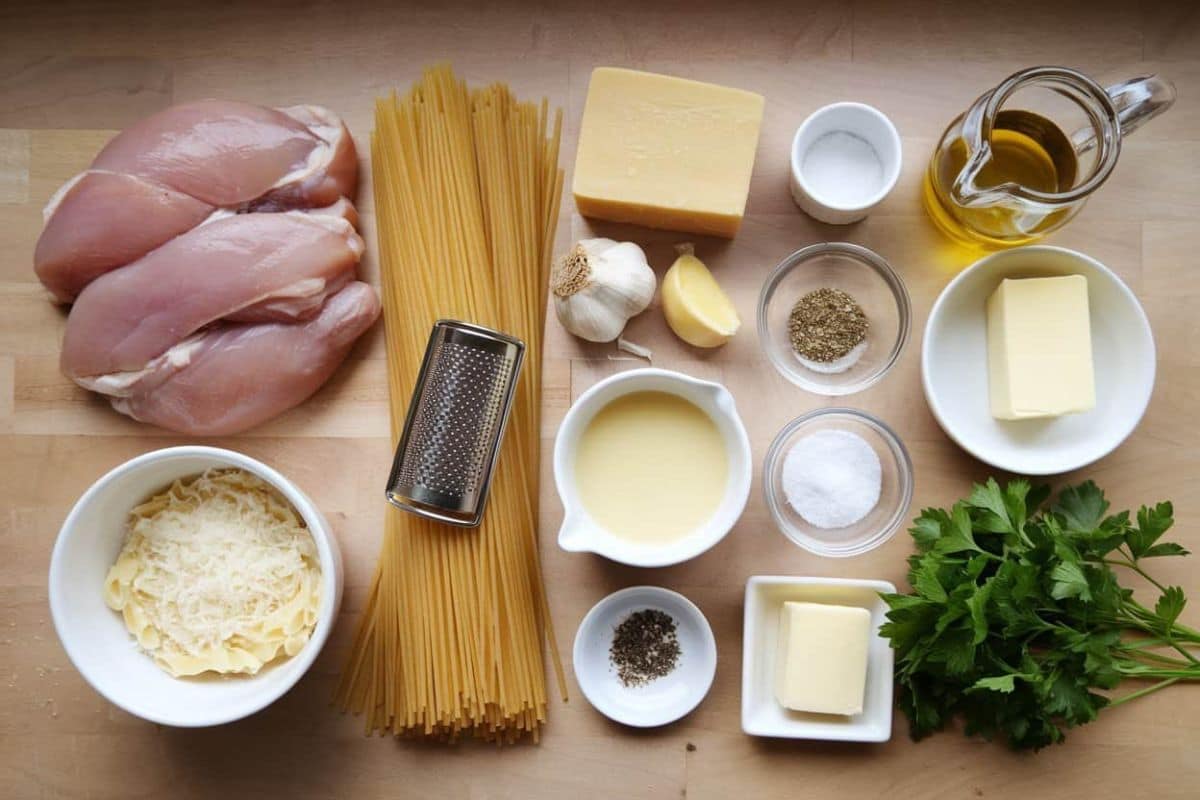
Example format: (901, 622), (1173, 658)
(335, 65), (565, 742)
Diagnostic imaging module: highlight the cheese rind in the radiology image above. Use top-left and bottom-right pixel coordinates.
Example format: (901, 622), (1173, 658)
(774, 601), (871, 715)
(572, 68), (764, 239)
(986, 275), (1095, 420)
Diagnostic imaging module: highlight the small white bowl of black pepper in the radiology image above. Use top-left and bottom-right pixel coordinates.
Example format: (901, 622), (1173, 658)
(572, 586), (717, 728)
(758, 242), (910, 396)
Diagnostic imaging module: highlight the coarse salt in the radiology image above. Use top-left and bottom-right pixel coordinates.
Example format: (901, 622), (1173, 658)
(781, 429), (881, 529)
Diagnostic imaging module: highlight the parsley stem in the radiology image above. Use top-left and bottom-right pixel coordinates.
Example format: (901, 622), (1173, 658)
(1107, 677), (1182, 708)
(1168, 620), (1200, 641)
(1121, 601), (1200, 641)
(1102, 557), (1169, 594)
(1128, 620), (1200, 665)
(1124, 649), (1193, 668)
(1114, 663), (1200, 678)
(1119, 636), (1173, 650)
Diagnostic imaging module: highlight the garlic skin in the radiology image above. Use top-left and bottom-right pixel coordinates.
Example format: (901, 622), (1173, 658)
(551, 238), (656, 343)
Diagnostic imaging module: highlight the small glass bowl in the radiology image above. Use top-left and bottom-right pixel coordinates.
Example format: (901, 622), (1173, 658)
(763, 408), (913, 558)
(757, 242), (910, 396)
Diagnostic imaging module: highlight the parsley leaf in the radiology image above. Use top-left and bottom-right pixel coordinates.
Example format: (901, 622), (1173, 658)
(969, 478), (1014, 533)
(1050, 562), (1092, 602)
(1155, 587), (1186, 629)
(1054, 481), (1109, 533)
(1127, 502), (1181, 559)
(934, 503), (984, 555)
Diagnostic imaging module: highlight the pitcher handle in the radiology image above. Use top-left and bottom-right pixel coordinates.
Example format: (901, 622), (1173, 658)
(1073, 74), (1176, 154)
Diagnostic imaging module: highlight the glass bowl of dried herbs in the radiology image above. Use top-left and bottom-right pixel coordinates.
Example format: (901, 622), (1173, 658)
(757, 242), (910, 395)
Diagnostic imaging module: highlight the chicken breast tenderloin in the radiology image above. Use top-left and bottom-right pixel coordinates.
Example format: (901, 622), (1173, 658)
(90, 99), (356, 207)
(100, 281), (381, 436)
(60, 209), (364, 380)
(34, 171), (214, 302)
(34, 100), (358, 302)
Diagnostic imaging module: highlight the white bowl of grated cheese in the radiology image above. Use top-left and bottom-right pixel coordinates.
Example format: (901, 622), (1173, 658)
(48, 445), (343, 727)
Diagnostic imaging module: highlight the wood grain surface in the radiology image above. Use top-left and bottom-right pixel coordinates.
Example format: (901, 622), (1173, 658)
(2, 1), (1198, 798)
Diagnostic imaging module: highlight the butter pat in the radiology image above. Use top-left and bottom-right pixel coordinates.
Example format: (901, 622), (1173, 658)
(986, 275), (1095, 420)
(573, 68), (764, 239)
(774, 601), (871, 715)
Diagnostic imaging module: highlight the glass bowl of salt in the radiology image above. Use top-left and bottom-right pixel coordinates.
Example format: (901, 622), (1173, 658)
(763, 408), (913, 558)
(757, 242), (910, 396)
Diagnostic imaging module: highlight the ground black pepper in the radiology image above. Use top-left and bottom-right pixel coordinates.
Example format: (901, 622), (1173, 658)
(787, 287), (869, 362)
(610, 608), (681, 687)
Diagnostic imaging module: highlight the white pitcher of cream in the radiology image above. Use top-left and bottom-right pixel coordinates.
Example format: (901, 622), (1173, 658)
(553, 368), (752, 568)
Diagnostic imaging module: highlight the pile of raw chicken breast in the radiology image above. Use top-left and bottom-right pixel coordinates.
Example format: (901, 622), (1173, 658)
(34, 100), (380, 435)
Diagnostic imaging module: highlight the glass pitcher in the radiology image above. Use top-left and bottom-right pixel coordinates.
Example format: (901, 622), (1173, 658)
(923, 66), (1175, 248)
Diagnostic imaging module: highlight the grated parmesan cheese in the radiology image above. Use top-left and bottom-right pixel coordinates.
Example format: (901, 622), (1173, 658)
(103, 468), (321, 677)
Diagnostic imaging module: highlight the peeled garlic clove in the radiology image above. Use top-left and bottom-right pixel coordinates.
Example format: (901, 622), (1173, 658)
(551, 238), (656, 343)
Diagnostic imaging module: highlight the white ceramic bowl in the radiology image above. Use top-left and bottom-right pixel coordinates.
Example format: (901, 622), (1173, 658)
(763, 408), (913, 558)
(923, 246), (1156, 475)
(789, 102), (902, 224)
(573, 586), (717, 728)
(48, 446), (344, 727)
(554, 368), (753, 567)
(741, 576), (895, 741)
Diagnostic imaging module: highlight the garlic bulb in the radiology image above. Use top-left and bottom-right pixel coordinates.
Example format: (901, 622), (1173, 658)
(551, 238), (656, 342)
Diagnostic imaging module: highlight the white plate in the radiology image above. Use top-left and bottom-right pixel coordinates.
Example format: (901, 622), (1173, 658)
(48, 446), (343, 727)
(573, 586), (717, 727)
(741, 576), (894, 741)
(922, 246), (1155, 475)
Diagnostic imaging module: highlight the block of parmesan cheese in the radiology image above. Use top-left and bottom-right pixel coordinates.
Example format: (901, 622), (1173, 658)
(572, 68), (765, 239)
(774, 601), (871, 716)
(986, 275), (1095, 420)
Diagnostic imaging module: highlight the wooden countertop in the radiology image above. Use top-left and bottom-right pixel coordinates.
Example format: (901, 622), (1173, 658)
(2, 2), (1198, 797)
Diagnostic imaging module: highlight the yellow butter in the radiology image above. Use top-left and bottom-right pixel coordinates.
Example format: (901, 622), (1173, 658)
(774, 601), (871, 715)
(986, 275), (1095, 420)
(572, 68), (764, 239)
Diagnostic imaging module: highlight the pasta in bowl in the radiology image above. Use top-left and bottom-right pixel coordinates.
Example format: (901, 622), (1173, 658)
(49, 446), (342, 727)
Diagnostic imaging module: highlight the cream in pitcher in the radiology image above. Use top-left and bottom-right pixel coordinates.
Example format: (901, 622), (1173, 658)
(923, 66), (1175, 248)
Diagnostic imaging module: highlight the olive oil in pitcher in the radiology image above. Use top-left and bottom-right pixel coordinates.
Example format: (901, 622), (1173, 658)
(924, 110), (1078, 247)
(921, 66), (1175, 249)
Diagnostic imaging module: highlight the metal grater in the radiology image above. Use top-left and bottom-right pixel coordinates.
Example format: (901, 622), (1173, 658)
(385, 320), (525, 527)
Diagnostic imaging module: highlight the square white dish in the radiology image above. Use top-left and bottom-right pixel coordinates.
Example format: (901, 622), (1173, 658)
(741, 575), (895, 741)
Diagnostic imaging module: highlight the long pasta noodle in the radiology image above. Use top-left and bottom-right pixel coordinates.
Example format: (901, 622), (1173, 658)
(335, 66), (565, 742)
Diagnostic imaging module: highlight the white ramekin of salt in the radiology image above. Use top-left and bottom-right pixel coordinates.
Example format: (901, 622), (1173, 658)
(789, 102), (901, 225)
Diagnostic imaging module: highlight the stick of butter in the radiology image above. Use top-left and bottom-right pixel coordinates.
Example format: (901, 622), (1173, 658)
(774, 601), (871, 715)
(572, 68), (764, 239)
(986, 275), (1095, 420)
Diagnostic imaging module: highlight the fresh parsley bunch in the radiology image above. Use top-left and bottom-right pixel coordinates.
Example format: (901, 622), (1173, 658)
(881, 478), (1197, 750)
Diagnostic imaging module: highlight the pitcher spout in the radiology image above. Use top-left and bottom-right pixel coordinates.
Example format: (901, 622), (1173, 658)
(950, 151), (1012, 209)
(556, 511), (592, 553)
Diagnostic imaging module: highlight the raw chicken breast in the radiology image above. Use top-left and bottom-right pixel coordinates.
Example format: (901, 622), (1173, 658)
(61, 208), (364, 379)
(97, 282), (381, 436)
(34, 171), (214, 302)
(90, 100), (356, 207)
(34, 101), (358, 301)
